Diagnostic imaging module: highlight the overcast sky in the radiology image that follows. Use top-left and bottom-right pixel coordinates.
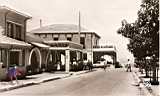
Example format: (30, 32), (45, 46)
(0, 0), (142, 63)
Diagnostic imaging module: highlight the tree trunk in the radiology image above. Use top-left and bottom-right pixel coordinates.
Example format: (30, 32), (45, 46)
(145, 68), (149, 77)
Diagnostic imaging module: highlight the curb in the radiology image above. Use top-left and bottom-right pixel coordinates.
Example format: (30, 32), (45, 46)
(133, 72), (153, 96)
(0, 82), (34, 92)
(0, 74), (71, 93)
(0, 70), (90, 93)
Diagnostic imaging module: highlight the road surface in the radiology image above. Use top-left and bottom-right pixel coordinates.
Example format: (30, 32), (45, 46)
(0, 68), (145, 96)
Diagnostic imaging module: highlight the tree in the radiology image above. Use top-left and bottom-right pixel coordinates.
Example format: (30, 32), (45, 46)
(117, 0), (159, 80)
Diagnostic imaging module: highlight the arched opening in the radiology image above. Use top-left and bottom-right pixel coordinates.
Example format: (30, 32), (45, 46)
(28, 48), (42, 74)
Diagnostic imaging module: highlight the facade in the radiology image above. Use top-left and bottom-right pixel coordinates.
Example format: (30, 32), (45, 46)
(30, 24), (117, 68)
(93, 45), (117, 64)
(29, 24), (89, 72)
(26, 33), (50, 74)
(30, 24), (100, 61)
(0, 6), (31, 79)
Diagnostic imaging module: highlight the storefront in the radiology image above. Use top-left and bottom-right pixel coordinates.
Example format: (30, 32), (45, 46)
(0, 35), (31, 80)
(45, 41), (83, 72)
(27, 42), (50, 74)
(26, 33), (50, 74)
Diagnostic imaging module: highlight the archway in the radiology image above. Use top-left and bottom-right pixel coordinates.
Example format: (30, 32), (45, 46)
(29, 48), (42, 73)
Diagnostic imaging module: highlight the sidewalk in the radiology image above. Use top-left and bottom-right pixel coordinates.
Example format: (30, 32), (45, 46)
(133, 68), (160, 96)
(0, 70), (92, 92)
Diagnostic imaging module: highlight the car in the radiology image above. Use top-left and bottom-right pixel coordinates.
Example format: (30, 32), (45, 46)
(93, 61), (105, 68)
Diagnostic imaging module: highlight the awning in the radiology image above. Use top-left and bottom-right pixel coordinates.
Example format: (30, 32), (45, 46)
(30, 42), (50, 49)
(0, 35), (31, 48)
(44, 40), (83, 50)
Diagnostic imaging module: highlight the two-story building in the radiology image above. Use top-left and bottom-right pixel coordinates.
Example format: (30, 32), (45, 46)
(29, 24), (100, 72)
(30, 24), (117, 71)
(0, 6), (32, 79)
(0, 6), (50, 79)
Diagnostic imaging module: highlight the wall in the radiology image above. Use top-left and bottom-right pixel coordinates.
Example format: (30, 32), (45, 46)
(35, 32), (100, 63)
(0, 11), (7, 35)
(59, 34), (66, 41)
(72, 34), (80, 44)
(0, 11), (27, 40)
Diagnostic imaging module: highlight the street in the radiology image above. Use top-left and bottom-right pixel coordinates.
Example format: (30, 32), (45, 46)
(0, 68), (145, 96)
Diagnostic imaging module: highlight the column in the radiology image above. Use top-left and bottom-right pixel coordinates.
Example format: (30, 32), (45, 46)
(65, 49), (70, 73)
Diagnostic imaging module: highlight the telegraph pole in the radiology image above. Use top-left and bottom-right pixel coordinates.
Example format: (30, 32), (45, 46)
(78, 11), (81, 44)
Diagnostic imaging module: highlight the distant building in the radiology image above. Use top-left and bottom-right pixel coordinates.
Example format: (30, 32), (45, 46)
(29, 24), (117, 70)
(29, 24), (101, 72)
(93, 45), (117, 64)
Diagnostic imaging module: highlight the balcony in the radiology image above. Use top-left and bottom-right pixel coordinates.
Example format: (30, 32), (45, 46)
(93, 45), (114, 48)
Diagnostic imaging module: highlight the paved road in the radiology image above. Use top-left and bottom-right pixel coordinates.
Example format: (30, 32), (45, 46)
(0, 68), (145, 96)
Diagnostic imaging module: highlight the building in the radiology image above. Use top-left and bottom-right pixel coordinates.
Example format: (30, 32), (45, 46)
(30, 24), (94, 72)
(29, 24), (116, 71)
(93, 45), (117, 64)
(0, 6), (51, 79)
(26, 32), (50, 74)
(0, 6), (31, 79)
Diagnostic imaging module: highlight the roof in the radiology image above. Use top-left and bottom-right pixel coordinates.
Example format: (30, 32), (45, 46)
(30, 24), (101, 38)
(26, 33), (50, 49)
(30, 24), (88, 33)
(0, 5), (31, 19)
(26, 32), (44, 43)
(0, 35), (31, 48)
(30, 42), (50, 49)
(44, 40), (83, 50)
(44, 40), (82, 46)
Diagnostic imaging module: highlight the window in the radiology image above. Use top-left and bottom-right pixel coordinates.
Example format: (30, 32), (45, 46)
(15, 25), (22, 40)
(67, 37), (72, 41)
(7, 22), (23, 40)
(7, 22), (14, 38)
(10, 51), (20, 66)
(95, 40), (98, 46)
(0, 49), (7, 68)
(0, 49), (4, 62)
(80, 37), (85, 48)
(83, 53), (87, 60)
(38, 34), (41, 37)
(54, 37), (58, 41)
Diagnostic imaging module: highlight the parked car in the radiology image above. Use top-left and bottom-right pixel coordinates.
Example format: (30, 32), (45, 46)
(93, 61), (105, 68)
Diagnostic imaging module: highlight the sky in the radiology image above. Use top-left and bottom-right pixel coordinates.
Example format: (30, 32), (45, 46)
(0, 0), (142, 64)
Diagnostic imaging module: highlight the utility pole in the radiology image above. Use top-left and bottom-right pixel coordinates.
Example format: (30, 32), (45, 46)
(78, 11), (81, 44)
(78, 11), (82, 62)
(40, 19), (42, 28)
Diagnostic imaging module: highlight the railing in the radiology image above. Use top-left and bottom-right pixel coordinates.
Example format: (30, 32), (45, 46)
(93, 45), (114, 48)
